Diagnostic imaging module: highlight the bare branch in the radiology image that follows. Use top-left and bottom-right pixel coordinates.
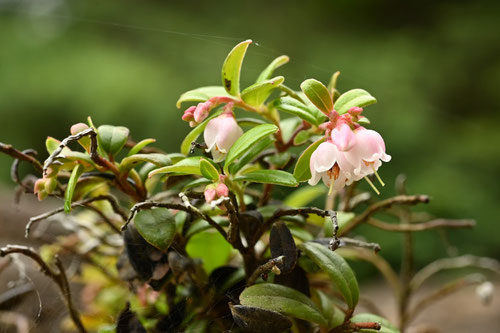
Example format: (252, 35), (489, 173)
(0, 245), (86, 333)
(410, 255), (500, 292)
(339, 195), (430, 236)
(367, 218), (476, 232)
(246, 256), (284, 287)
(0, 143), (43, 173)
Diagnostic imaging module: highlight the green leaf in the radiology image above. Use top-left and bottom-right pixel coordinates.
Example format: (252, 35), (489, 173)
(182, 177), (212, 191)
(186, 230), (232, 274)
(351, 313), (400, 333)
(228, 135), (275, 174)
(97, 125), (130, 157)
(176, 86), (232, 108)
(45, 136), (61, 154)
(133, 208), (176, 251)
(271, 97), (320, 125)
(256, 55), (289, 83)
(127, 138), (156, 157)
(221, 39), (252, 96)
(293, 129), (313, 145)
(200, 158), (220, 181)
(284, 185), (326, 207)
(224, 123), (278, 173)
(234, 170), (298, 187)
(333, 89), (377, 115)
(327, 71), (341, 98)
(148, 156), (202, 177)
(264, 151), (291, 168)
(180, 109), (223, 155)
(300, 79), (333, 115)
(241, 76), (284, 106)
(239, 283), (328, 327)
(312, 289), (345, 329)
(119, 153), (171, 172)
(64, 164), (84, 213)
(298, 242), (359, 309)
(293, 137), (325, 182)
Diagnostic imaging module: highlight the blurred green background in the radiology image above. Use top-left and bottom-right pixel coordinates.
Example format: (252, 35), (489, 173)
(1, 0), (499, 270)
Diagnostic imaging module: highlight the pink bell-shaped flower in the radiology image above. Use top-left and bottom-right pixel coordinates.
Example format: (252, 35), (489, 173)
(330, 121), (357, 152)
(204, 111), (243, 162)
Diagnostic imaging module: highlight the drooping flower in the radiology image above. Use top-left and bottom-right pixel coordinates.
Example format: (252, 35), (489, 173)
(330, 120), (357, 152)
(204, 110), (243, 162)
(308, 141), (356, 193)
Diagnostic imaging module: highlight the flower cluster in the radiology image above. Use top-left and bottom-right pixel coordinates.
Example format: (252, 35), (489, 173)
(309, 107), (391, 193)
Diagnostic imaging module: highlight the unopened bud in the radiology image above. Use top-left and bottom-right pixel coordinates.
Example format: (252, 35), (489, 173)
(70, 123), (90, 135)
(44, 177), (58, 194)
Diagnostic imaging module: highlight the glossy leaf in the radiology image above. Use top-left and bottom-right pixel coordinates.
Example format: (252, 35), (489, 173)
(97, 125), (130, 157)
(351, 313), (400, 333)
(127, 138), (156, 156)
(224, 124), (278, 173)
(298, 242), (359, 309)
(228, 135), (274, 174)
(180, 109), (223, 155)
(256, 55), (289, 83)
(300, 79), (333, 115)
(293, 137), (325, 182)
(199, 158), (220, 181)
(45, 136), (61, 154)
(182, 178), (212, 191)
(120, 153), (171, 172)
(186, 230), (232, 274)
(221, 39), (252, 96)
(230, 304), (292, 333)
(239, 283), (328, 327)
(241, 76), (284, 106)
(284, 185), (326, 207)
(234, 170), (298, 187)
(176, 86), (231, 108)
(64, 163), (84, 213)
(148, 156), (202, 177)
(271, 97), (320, 126)
(133, 208), (176, 251)
(334, 89), (377, 115)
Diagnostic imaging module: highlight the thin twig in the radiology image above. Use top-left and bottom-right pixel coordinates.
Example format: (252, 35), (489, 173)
(340, 237), (381, 253)
(0, 143), (43, 173)
(410, 255), (500, 292)
(223, 193), (244, 250)
(367, 218), (476, 232)
(121, 199), (228, 240)
(0, 245), (87, 333)
(246, 256), (284, 286)
(25, 195), (127, 237)
(10, 149), (39, 193)
(339, 195), (430, 236)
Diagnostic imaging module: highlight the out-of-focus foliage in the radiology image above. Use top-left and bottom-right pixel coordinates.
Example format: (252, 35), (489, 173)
(1, 0), (499, 266)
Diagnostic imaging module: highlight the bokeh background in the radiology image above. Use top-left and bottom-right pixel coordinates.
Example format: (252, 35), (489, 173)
(1, 0), (499, 273)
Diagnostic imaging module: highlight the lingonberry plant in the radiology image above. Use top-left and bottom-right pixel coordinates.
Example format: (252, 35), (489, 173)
(0, 40), (498, 332)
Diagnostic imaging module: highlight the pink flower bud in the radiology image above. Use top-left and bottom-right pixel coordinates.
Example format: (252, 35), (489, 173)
(216, 183), (229, 197)
(204, 186), (217, 203)
(44, 177), (58, 194)
(331, 121), (357, 152)
(204, 112), (243, 162)
(70, 123), (90, 135)
(194, 101), (213, 123)
(34, 178), (48, 201)
(181, 106), (196, 123)
(348, 107), (363, 116)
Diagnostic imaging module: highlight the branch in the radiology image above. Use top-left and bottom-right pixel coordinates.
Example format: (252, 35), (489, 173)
(246, 256), (284, 286)
(339, 195), (430, 236)
(10, 149), (41, 193)
(223, 193), (244, 250)
(410, 255), (500, 292)
(25, 195), (127, 237)
(121, 198), (228, 240)
(367, 218), (476, 232)
(0, 245), (86, 333)
(0, 143), (43, 173)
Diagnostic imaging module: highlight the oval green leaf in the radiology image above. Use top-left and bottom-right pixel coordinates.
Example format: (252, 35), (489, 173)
(224, 123), (278, 173)
(239, 283), (328, 327)
(333, 89), (377, 115)
(312, 289), (345, 329)
(200, 158), (220, 181)
(228, 135), (274, 175)
(148, 156), (202, 177)
(271, 97), (320, 126)
(133, 208), (176, 251)
(221, 39), (252, 96)
(298, 242), (359, 310)
(300, 79), (333, 115)
(256, 55), (289, 83)
(97, 125), (130, 157)
(293, 137), (325, 182)
(127, 138), (156, 157)
(64, 163), (84, 213)
(284, 185), (326, 207)
(176, 86), (232, 108)
(119, 153), (171, 172)
(241, 76), (284, 106)
(234, 170), (298, 187)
